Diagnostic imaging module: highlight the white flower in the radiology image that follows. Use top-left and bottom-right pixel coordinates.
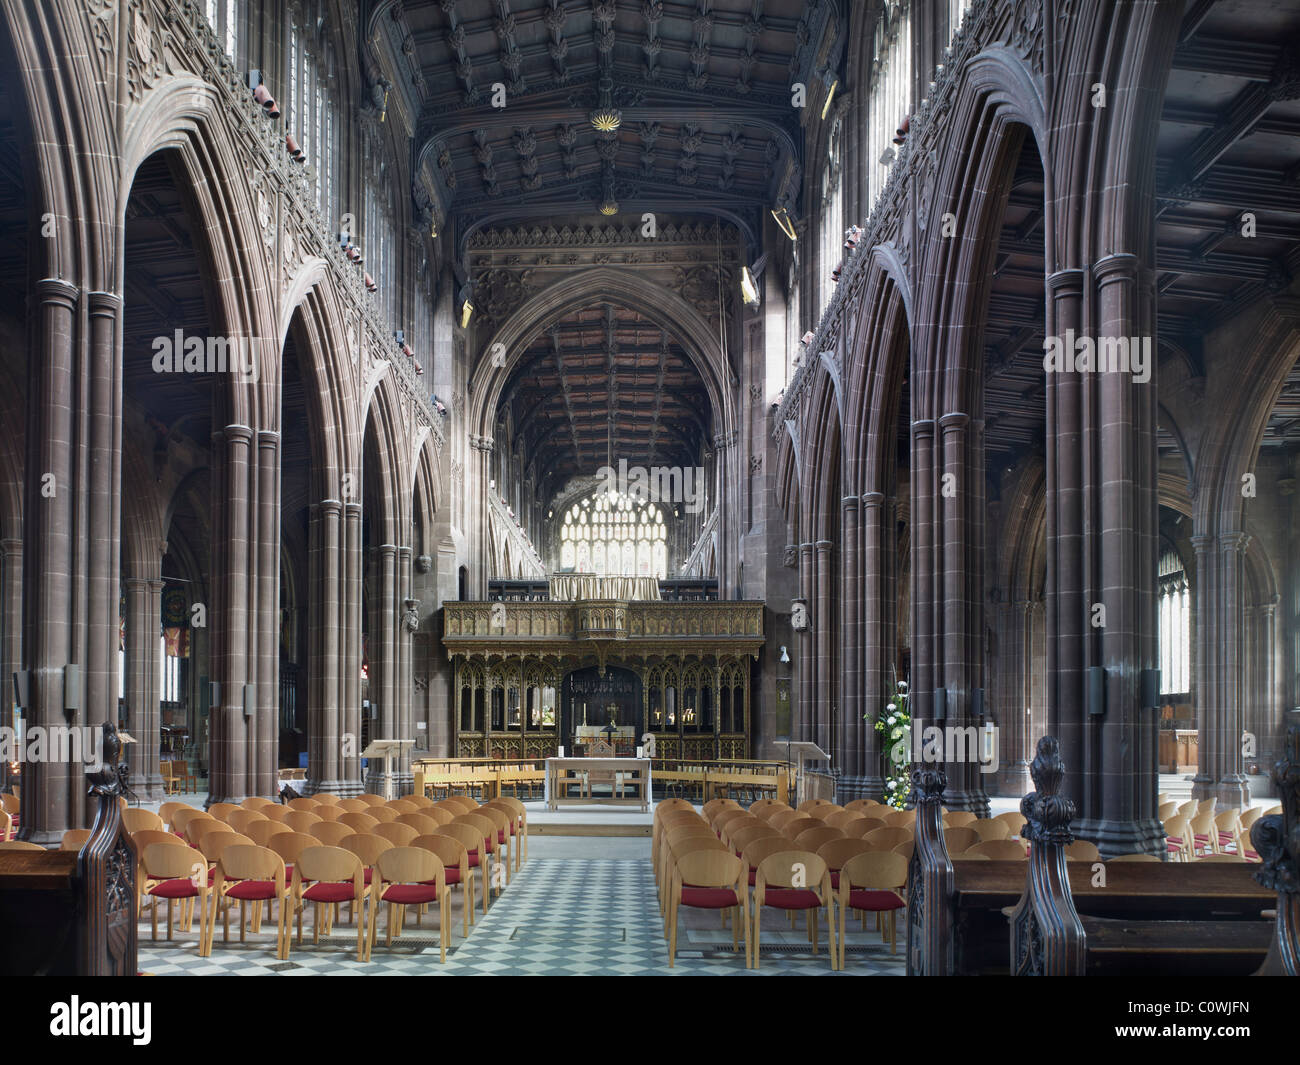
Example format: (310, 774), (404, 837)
(891, 727), (902, 740)
(887, 716), (896, 725)
(898, 681), (909, 691)
(886, 702), (897, 712)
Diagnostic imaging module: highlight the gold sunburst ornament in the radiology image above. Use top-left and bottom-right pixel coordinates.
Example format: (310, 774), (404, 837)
(590, 107), (622, 132)
(599, 199), (619, 215)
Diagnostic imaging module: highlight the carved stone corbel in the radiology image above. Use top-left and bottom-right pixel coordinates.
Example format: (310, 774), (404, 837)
(1252, 721), (1299, 975)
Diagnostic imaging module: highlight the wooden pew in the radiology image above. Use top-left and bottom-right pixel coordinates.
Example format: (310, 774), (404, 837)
(909, 734), (1285, 976)
(0, 721), (138, 976)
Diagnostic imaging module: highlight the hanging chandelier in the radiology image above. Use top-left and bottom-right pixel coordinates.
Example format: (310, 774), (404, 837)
(589, 74), (621, 132)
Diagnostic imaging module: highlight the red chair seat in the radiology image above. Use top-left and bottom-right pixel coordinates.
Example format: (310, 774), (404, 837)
(225, 880), (278, 901)
(762, 888), (821, 910)
(302, 882), (357, 903)
(680, 886), (740, 909)
(847, 888), (904, 912)
(149, 878), (199, 899)
(465, 851), (481, 867)
(830, 870), (840, 890)
(748, 869), (757, 886)
(498, 830), (507, 844)
(381, 884), (439, 905)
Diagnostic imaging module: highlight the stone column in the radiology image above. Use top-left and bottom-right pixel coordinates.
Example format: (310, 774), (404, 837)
(209, 424), (253, 805)
(123, 575), (164, 800)
(814, 539), (834, 756)
(255, 430), (280, 798)
(396, 544), (414, 790)
(365, 543), (398, 792)
(343, 501), (363, 791)
(22, 279), (80, 842)
(797, 540), (814, 744)
(859, 492), (887, 798)
(1193, 531), (1250, 807)
(309, 500), (343, 792)
(0, 538), (21, 793)
(839, 495), (861, 781)
(910, 420), (936, 727)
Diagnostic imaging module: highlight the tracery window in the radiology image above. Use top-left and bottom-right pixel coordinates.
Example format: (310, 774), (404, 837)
(286, 2), (342, 227)
(1158, 548), (1191, 696)
(866, 0), (913, 211)
(817, 114), (844, 314)
(559, 492), (669, 579)
(205, 0), (241, 60)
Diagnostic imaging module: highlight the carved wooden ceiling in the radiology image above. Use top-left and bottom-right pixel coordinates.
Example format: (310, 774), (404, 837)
(387, 0), (834, 244)
(497, 300), (711, 494)
(982, 0), (1300, 470)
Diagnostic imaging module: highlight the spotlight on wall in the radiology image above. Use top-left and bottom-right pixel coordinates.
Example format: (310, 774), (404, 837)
(458, 283), (475, 328)
(820, 78), (839, 120)
(771, 206), (797, 242)
(779, 645), (790, 665)
(285, 133), (305, 162)
(740, 267), (759, 307)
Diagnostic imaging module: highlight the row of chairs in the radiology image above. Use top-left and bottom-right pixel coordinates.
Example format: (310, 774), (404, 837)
(654, 798), (913, 970)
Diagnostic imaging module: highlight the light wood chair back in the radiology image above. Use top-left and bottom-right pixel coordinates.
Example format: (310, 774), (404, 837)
(295, 845), (362, 886)
(816, 837), (872, 872)
(843, 817), (889, 839)
(884, 809), (915, 828)
(806, 805), (844, 822)
(60, 829), (93, 851)
(1065, 840), (1100, 862)
(287, 797), (319, 812)
(355, 793), (387, 806)
(729, 825), (781, 856)
(796, 799), (834, 813)
(246, 820), (291, 847)
(387, 799), (420, 815)
(314, 805), (345, 822)
(227, 809), (269, 835)
(0, 840), (43, 851)
(186, 817), (229, 847)
(338, 798), (371, 813)
(310, 822), (357, 847)
(366, 806), (399, 824)
(240, 796), (275, 811)
(198, 830), (254, 867)
(261, 805), (292, 823)
(844, 799), (884, 814)
(340, 832), (394, 870)
(943, 826), (980, 855)
(313, 794), (341, 807)
(208, 802), (241, 823)
(374, 822), (418, 847)
(268, 831), (319, 868)
(1109, 853), (1161, 862)
(794, 826), (845, 852)
(171, 807), (209, 835)
(893, 839), (915, 862)
(943, 811), (978, 828)
(132, 829), (184, 853)
(142, 841), (202, 880)
(995, 811), (1027, 837)
(863, 826), (912, 850)
(122, 808), (163, 834)
(284, 810), (324, 834)
(968, 839), (1027, 860)
(972, 819), (1011, 842)
(339, 811), (380, 834)
(397, 813), (441, 836)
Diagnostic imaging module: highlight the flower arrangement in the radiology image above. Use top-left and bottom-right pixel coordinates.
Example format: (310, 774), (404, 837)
(871, 678), (911, 809)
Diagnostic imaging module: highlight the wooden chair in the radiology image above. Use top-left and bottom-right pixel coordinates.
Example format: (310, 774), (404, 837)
(240, 796), (275, 811)
(261, 804), (292, 824)
(752, 851), (836, 970)
(943, 811), (978, 828)
(158, 801), (185, 826)
(484, 796), (528, 867)
(1064, 840), (1100, 862)
(967, 839), (1027, 860)
(0, 840), (44, 851)
(339, 798), (371, 814)
(863, 826), (912, 851)
(473, 805), (516, 880)
(160, 761), (181, 795)
(740, 836), (805, 893)
(781, 816), (824, 840)
(703, 798), (741, 820)
(284, 810), (324, 834)
(141, 841), (210, 952)
(752, 802), (791, 823)
(338, 811), (380, 834)
(185, 817), (227, 847)
(387, 799), (421, 815)
(794, 826), (845, 853)
(659, 825), (721, 905)
(806, 804), (844, 821)
(413, 834), (475, 936)
(719, 814), (763, 848)
(355, 793), (387, 806)
(816, 837), (873, 892)
(289, 845), (368, 962)
(1177, 800), (1198, 820)
(0, 809), (11, 842)
(767, 808), (804, 832)
(843, 817), (889, 839)
(368, 847), (449, 963)
(1189, 811), (1219, 857)
(374, 822), (418, 848)
(666, 850), (750, 968)
(170, 806), (209, 836)
(892, 839), (915, 863)
(748, 798), (785, 817)
(443, 795), (478, 813)
(1196, 798), (1218, 819)
(366, 806), (399, 824)
(943, 826), (980, 855)
(122, 808), (163, 834)
(246, 820), (291, 848)
(313, 794), (342, 807)
(1108, 853), (1162, 862)
(883, 809), (915, 827)
(1197, 853), (1248, 862)
(131, 830), (186, 918)
(1163, 815), (1192, 861)
(972, 819), (1011, 842)
(397, 812), (442, 836)
(844, 799), (884, 814)
(434, 823), (490, 917)
(1157, 801), (1179, 821)
(1215, 810), (1244, 855)
(287, 797), (319, 812)
(314, 805), (346, 822)
(208, 802), (241, 823)
(210, 844), (288, 957)
(310, 822), (357, 847)
(995, 810), (1027, 838)
(728, 824), (782, 860)
(59, 828), (93, 850)
(837, 851), (907, 966)
(796, 799), (834, 813)
(824, 809), (868, 832)
(455, 812), (503, 894)
(227, 808), (269, 835)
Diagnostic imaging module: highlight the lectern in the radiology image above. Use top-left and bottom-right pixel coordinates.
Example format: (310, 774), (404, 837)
(360, 738), (415, 800)
(780, 740), (830, 806)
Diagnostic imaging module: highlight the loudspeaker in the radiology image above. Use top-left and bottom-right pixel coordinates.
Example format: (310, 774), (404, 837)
(11, 669), (29, 709)
(209, 681), (221, 709)
(1140, 668), (1161, 710)
(63, 664), (81, 713)
(243, 683), (255, 718)
(972, 687), (984, 720)
(933, 686), (947, 722)
(1087, 666), (1106, 716)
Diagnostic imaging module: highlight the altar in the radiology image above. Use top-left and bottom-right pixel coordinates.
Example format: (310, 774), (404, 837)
(545, 757), (651, 812)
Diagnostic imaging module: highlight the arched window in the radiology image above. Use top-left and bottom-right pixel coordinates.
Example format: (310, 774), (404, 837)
(1158, 548), (1191, 696)
(206, 0), (242, 61)
(559, 493), (669, 578)
(286, 3), (342, 227)
(818, 115), (844, 314)
(866, 1), (913, 211)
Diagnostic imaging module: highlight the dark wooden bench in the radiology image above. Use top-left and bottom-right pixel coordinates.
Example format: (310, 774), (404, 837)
(0, 721), (137, 976)
(909, 727), (1298, 976)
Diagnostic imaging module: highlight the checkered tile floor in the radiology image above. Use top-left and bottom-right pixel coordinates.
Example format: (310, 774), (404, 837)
(139, 847), (906, 976)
